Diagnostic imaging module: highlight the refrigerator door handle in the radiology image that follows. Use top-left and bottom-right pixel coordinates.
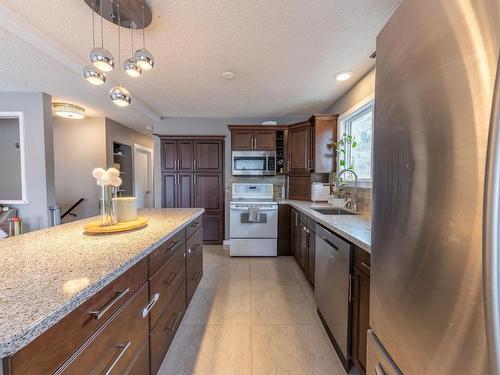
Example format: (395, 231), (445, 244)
(484, 54), (500, 375)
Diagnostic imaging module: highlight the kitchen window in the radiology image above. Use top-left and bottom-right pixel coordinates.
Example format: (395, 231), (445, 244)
(339, 100), (374, 182)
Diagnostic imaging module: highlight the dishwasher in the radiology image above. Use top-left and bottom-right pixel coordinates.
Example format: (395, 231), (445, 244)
(314, 223), (353, 371)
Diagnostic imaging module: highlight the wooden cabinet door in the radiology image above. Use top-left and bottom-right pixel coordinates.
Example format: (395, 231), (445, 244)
(194, 140), (223, 172)
(288, 123), (311, 174)
(162, 174), (177, 208)
(307, 228), (315, 287)
(177, 174), (194, 208)
(161, 140), (178, 172)
(352, 266), (370, 373)
(178, 140), (194, 172)
(194, 173), (223, 211)
(290, 209), (301, 265)
(232, 129), (254, 150)
(300, 224), (309, 275)
(278, 204), (290, 256)
(254, 129), (276, 151)
(201, 213), (223, 244)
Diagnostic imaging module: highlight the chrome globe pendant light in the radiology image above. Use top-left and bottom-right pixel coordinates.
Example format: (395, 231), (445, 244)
(110, 1), (131, 107)
(90, 1), (115, 72)
(134, 4), (154, 71)
(83, 2), (106, 85)
(124, 27), (141, 77)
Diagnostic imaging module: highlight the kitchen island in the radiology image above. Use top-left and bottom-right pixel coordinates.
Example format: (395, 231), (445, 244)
(0, 208), (204, 374)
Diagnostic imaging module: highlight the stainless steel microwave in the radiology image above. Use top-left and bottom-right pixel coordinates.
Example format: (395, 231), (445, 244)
(232, 151), (276, 176)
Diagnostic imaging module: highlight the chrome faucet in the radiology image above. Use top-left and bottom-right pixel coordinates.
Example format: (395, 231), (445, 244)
(337, 169), (359, 211)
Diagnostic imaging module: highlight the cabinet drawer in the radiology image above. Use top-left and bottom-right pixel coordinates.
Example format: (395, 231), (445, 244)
(123, 338), (149, 375)
(56, 284), (149, 375)
(149, 230), (185, 276)
(150, 282), (186, 375)
(8, 259), (147, 375)
(186, 217), (202, 239)
(186, 226), (203, 264)
(148, 246), (186, 329)
(354, 245), (371, 276)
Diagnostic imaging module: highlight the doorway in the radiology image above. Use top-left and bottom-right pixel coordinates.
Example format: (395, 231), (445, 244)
(134, 144), (154, 208)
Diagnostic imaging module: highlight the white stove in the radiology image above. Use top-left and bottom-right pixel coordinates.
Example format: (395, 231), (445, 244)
(229, 183), (278, 256)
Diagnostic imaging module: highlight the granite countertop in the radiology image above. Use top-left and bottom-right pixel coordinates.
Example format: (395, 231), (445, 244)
(0, 208), (204, 358)
(279, 200), (371, 252)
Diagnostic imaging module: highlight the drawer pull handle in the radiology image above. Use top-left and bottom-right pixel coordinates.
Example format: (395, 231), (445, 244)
(90, 288), (130, 320)
(103, 341), (131, 375)
(187, 248), (192, 255)
(360, 261), (371, 271)
(164, 240), (180, 253)
(142, 292), (160, 318)
(165, 312), (181, 331)
(190, 221), (200, 229)
(163, 272), (178, 286)
(375, 363), (387, 375)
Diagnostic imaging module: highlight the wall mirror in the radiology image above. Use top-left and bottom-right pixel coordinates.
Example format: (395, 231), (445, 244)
(0, 112), (28, 204)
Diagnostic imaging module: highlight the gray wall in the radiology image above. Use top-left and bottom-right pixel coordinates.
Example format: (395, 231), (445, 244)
(105, 118), (154, 168)
(153, 116), (302, 239)
(0, 118), (22, 200)
(0, 92), (55, 231)
(53, 117), (106, 222)
(325, 68), (375, 115)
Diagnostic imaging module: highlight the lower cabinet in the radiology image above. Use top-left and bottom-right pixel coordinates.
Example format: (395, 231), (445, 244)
(5, 220), (204, 375)
(351, 245), (371, 373)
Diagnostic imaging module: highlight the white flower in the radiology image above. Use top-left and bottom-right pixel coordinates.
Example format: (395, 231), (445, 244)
(92, 168), (106, 179)
(110, 176), (122, 187)
(96, 175), (110, 186)
(107, 168), (120, 178)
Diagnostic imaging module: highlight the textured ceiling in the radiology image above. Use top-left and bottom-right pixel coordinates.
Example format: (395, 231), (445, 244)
(0, 0), (401, 131)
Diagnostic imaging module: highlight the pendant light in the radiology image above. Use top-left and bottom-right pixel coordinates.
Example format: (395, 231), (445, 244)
(83, 2), (106, 85)
(124, 26), (142, 77)
(90, 0), (115, 72)
(134, 4), (154, 71)
(110, 1), (131, 107)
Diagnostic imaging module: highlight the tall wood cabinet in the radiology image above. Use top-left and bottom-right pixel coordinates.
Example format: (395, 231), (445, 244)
(160, 137), (224, 244)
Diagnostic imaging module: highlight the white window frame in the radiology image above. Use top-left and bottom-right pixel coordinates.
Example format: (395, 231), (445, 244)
(337, 94), (374, 187)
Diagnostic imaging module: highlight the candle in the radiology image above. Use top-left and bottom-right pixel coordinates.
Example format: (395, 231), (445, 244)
(113, 197), (137, 222)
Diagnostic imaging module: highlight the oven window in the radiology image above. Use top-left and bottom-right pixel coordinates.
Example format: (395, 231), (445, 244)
(233, 157), (266, 171)
(240, 213), (267, 223)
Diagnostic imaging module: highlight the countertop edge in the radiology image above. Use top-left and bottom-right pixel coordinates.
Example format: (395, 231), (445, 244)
(0, 209), (204, 358)
(279, 200), (371, 253)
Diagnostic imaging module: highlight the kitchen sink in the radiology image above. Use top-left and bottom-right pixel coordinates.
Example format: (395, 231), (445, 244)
(312, 208), (359, 215)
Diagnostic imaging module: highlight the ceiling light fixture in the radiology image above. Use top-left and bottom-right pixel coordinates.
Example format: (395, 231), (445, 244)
(124, 26), (141, 77)
(334, 70), (354, 82)
(89, 1), (115, 72)
(222, 71), (236, 80)
(134, 4), (154, 71)
(83, 65), (106, 85)
(110, 1), (131, 107)
(52, 103), (86, 119)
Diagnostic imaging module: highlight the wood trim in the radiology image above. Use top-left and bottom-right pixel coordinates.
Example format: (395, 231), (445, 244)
(227, 124), (289, 130)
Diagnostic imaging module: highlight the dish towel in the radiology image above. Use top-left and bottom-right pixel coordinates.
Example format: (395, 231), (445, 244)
(248, 206), (260, 223)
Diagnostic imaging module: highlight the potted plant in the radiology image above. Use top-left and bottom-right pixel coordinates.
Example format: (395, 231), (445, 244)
(329, 133), (357, 207)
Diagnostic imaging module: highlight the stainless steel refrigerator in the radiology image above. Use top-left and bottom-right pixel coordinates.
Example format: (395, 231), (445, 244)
(370, 0), (500, 374)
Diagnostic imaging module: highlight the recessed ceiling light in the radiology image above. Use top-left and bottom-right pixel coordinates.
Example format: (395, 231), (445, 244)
(334, 70), (354, 82)
(52, 103), (85, 119)
(222, 71), (236, 80)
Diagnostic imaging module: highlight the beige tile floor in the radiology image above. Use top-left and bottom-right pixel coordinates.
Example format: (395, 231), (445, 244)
(158, 245), (348, 375)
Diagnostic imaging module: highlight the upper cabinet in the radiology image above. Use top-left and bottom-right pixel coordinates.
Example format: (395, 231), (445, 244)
(230, 127), (276, 151)
(288, 122), (312, 175)
(310, 114), (338, 174)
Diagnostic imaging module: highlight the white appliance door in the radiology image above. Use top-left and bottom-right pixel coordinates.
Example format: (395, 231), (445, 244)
(230, 205), (277, 239)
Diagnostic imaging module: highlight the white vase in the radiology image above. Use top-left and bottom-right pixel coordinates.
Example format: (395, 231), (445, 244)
(113, 197), (137, 222)
(331, 197), (345, 208)
(100, 185), (117, 226)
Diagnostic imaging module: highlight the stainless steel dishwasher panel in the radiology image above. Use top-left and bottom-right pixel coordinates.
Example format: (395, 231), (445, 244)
(314, 223), (352, 366)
